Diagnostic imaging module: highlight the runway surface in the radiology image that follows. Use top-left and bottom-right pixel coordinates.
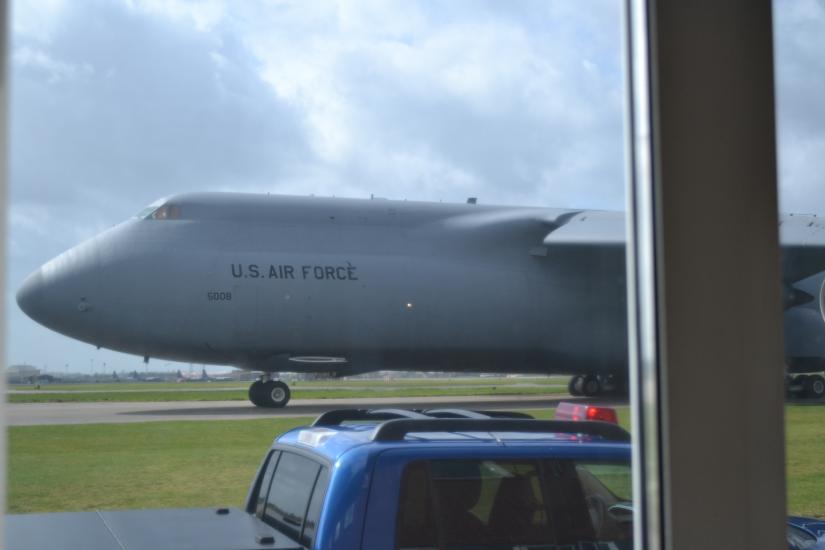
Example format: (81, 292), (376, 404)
(5, 394), (626, 426)
(7, 383), (565, 394)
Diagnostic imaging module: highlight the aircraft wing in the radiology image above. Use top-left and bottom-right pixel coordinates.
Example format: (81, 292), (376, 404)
(541, 211), (626, 247)
(444, 207), (825, 287)
(539, 210), (825, 286)
(441, 207), (621, 256)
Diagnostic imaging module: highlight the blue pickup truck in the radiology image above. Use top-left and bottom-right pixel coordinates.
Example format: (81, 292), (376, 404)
(7, 406), (822, 549)
(246, 407), (633, 550)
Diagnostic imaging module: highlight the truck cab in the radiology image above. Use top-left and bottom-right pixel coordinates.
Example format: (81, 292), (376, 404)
(243, 408), (634, 550)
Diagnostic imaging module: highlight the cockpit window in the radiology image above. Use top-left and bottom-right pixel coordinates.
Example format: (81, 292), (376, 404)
(135, 197), (182, 220)
(150, 204), (181, 220)
(135, 206), (158, 218)
(136, 204), (182, 220)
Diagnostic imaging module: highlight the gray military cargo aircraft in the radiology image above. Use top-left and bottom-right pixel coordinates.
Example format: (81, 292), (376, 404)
(16, 192), (825, 407)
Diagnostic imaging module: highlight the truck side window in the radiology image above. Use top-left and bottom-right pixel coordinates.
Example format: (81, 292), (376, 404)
(254, 451), (280, 517)
(300, 466), (329, 547)
(263, 451), (322, 542)
(396, 461), (438, 549)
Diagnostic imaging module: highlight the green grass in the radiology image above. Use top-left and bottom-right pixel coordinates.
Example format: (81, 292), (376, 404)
(8, 382), (250, 392)
(8, 390), (251, 403)
(7, 390), (252, 403)
(7, 418), (311, 513)
(7, 405), (822, 517)
(784, 405), (825, 518)
(7, 385), (566, 403)
(532, 405), (824, 517)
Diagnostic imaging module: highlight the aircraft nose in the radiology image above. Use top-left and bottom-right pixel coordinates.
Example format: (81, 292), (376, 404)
(16, 237), (103, 340)
(16, 269), (47, 322)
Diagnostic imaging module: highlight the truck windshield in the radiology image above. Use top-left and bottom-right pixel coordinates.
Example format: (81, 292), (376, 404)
(396, 458), (632, 550)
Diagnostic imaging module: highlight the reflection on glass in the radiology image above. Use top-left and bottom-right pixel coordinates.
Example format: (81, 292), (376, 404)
(774, 0), (825, 533)
(397, 459), (633, 549)
(7, 3), (635, 547)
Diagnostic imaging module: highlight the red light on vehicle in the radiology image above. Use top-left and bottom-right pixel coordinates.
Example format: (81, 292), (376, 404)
(585, 406), (618, 424)
(555, 402), (618, 424)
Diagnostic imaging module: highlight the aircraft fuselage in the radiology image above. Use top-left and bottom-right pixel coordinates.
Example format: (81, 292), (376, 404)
(17, 193), (628, 376)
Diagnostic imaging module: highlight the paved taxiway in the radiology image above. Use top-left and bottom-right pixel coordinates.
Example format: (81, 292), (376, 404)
(6, 395), (625, 426)
(8, 382), (565, 394)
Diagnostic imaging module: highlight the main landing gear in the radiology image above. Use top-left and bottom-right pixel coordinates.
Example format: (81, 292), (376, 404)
(249, 374), (291, 408)
(568, 373), (627, 397)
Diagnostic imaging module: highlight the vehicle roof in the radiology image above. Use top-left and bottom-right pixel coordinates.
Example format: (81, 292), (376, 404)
(272, 409), (632, 463)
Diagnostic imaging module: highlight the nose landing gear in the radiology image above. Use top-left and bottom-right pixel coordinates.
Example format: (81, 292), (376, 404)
(249, 375), (291, 408)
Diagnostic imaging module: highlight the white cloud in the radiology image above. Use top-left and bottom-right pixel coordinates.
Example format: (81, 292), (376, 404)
(124, 0), (227, 31)
(232, 1), (624, 206)
(11, 0), (68, 43)
(774, 0), (825, 213)
(12, 46), (94, 83)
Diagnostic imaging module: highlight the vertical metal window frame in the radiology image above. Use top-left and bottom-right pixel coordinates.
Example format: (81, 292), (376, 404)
(0, 0), (9, 536)
(625, 1), (786, 549)
(624, 0), (663, 546)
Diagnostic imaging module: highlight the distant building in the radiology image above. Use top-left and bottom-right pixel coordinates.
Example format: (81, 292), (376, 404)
(6, 364), (41, 384)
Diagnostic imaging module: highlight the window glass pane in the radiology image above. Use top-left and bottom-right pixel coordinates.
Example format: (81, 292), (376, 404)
(135, 206), (158, 219)
(255, 450), (280, 517)
(8, 2), (635, 547)
(577, 462), (632, 502)
(396, 458), (632, 549)
(149, 204), (181, 220)
(263, 452), (321, 540)
(477, 460), (553, 545)
(774, 0), (825, 534)
(396, 461), (437, 549)
(300, 466), (329, 547)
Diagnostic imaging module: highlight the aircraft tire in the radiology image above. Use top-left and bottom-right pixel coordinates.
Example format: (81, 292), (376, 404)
(248, 381), (267, 407)
(804, 375), (825, 399)
(568, 375), (584, 396)
(582, 374), (602, 397)
(262, 380), (291, 408)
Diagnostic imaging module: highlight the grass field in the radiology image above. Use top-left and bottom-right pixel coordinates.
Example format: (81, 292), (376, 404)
(784, 405), (825, 517)
(7, 405), (823, 517)
(6, 377), (567, 403)
(7, 418), (310, 513)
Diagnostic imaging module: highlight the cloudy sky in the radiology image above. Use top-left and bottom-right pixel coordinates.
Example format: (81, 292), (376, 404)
(5, 0), (824, 374)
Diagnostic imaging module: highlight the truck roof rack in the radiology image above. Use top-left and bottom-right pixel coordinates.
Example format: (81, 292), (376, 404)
(312, 408), (535, 426)
(312, 409), (427, 425)
(371, 418), (631, 443)
(310, 409), (629, 442)
(423, 409), (534, 419)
